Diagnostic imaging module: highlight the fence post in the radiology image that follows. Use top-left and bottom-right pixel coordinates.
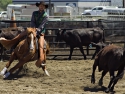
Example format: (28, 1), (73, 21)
(86, 21), (89, 28)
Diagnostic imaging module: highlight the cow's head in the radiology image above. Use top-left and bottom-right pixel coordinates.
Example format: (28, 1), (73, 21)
(55, 28), (65, 42)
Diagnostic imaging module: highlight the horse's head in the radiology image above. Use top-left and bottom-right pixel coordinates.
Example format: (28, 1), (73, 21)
(26, 27), (36, 36)
(26, 27), (37, 52)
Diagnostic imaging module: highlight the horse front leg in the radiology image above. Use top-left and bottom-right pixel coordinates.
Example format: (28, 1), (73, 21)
(3, 52), (33, 78)
(3, 60), (26, 79)
(40, 49), (50, 76)
(1, 52), (16, 75)
(14, 66), (24, 75)
(40, 49), (46, 71)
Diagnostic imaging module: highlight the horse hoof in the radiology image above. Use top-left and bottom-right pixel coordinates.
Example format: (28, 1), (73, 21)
(44, 69), (50, 76)
(3, 72), (10, 79)
(0, 71), (5, 75)
(1, 70), (6, 76)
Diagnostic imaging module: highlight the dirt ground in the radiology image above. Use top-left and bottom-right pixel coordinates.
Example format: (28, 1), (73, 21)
(0, 56), (125, 94)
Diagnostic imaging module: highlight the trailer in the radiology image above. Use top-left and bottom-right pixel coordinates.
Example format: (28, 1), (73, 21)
(7, 4), (39, 20)
(54, 6), (73, 16)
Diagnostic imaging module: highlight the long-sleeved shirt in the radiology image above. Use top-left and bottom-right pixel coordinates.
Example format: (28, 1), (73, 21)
(31, 10), (48, 34)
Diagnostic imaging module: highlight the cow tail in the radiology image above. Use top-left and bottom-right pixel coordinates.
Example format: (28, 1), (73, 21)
(114, 69), (124, 81)
(102, 29), (105, 43)
(119, 70), (124, 79)
(114, 50), (125, 81)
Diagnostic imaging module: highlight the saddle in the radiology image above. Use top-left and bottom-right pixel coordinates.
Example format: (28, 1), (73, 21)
(34, 38), (47, 50)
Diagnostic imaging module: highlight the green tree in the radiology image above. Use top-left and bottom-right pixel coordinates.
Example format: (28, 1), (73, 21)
(0, 0), (12, 11)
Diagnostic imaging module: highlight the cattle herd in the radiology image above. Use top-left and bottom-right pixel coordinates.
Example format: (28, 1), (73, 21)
(0, 26), (125, 93)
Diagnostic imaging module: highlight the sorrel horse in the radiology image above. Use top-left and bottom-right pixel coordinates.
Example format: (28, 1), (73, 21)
(0, 27), (50, 79)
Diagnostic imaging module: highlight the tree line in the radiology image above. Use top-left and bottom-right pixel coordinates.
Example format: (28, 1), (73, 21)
(0, 0), (12, 11)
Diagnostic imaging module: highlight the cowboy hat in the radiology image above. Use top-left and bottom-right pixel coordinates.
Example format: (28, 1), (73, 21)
(36, 1), (48, 8)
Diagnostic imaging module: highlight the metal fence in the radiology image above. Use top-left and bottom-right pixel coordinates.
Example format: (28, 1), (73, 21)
(1, 19), (125, 58)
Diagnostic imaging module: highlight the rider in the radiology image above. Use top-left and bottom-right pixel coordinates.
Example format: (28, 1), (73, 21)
(31, 1), (49, 67)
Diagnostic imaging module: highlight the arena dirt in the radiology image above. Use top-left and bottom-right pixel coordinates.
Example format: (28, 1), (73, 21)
(0, 57), (125, 94)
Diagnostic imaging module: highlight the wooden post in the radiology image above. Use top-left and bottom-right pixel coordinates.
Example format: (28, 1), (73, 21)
(10, 9), (17, 27)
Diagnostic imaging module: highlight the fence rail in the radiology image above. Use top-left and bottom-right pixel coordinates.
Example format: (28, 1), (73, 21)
(1, 19), (125, 59)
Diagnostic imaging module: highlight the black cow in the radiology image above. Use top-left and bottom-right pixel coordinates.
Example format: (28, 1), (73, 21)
(91, 45), (125, 93)
(0, 27), (25, 61)
(56, 27), (105, 60)
(90, 42), (113, 58)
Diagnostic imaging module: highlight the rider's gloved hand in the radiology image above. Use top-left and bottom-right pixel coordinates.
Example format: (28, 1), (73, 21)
(36, 28), (41, 35)
(36, 28), (43, 38)
(36, 28), (44, 36)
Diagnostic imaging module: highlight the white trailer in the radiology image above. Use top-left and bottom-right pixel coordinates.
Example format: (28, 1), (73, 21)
(54, 6), (73, 16)
(7, 4), (39, 20)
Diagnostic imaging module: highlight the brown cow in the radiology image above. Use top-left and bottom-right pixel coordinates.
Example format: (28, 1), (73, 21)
(0, 27), (25, 61)
(91, 45), (125, 93)
(0, 27), (50, 79)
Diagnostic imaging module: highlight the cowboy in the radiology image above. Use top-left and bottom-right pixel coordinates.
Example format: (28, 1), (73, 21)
(31, 1), (49, 67)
